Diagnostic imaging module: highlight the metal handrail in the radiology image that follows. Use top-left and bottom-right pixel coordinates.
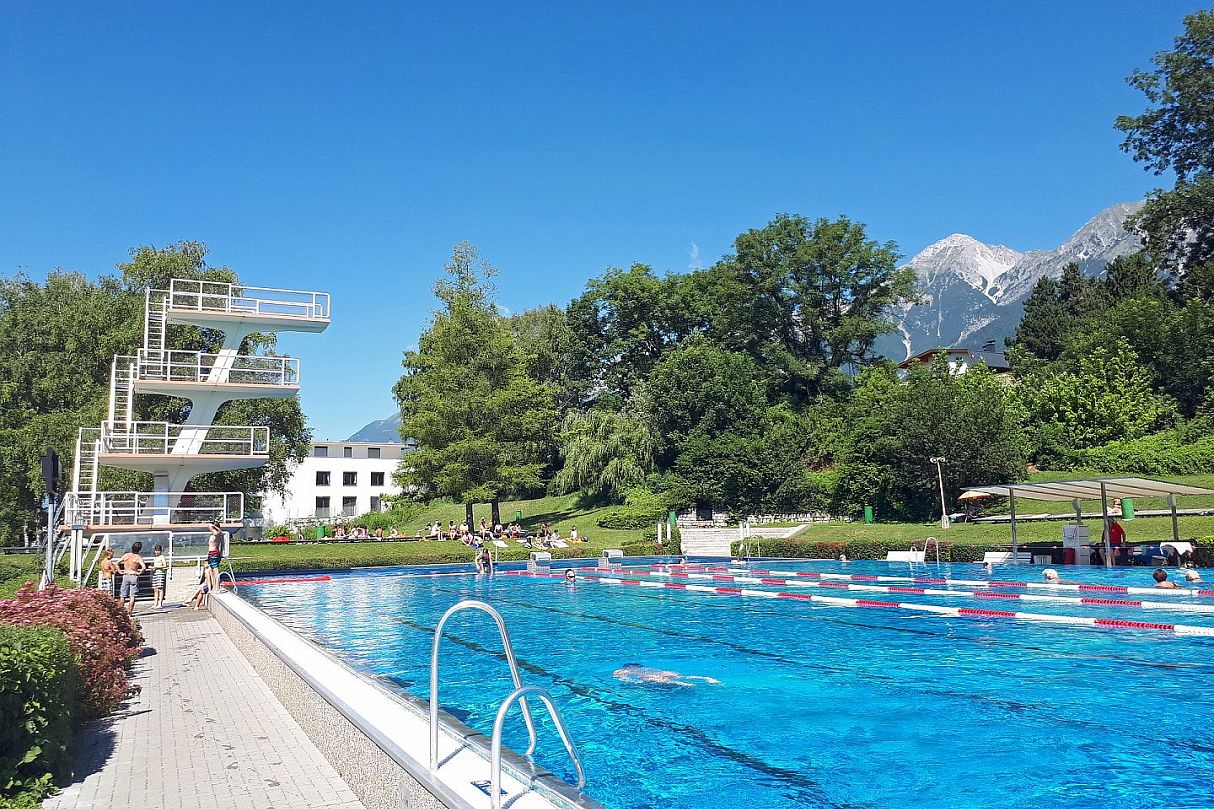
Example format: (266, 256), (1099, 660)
(429, 600), (538, 772)
(922, 536), (942, 565)
(165, 279), (330, 320)
(63, 490), (244, 526)
(220, 558), (238, 593)
(100, 421), (269, 456)
(136, 349), (300, 386)
(490, 685), (586, 809)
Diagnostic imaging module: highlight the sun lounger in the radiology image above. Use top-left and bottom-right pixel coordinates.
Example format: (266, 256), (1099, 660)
(493, 539), (509, 549)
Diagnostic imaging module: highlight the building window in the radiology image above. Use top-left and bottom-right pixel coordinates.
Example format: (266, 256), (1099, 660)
(368, 447), (381, 459)
(343, 471), (357, 486)
(343, 446), (353, 458)
(313, 446), (328, 458)
(342, 496), (357, 516)
(371, 471), (385, 487)
(370, 496), (381, 512)
(316, 471), (330, 486)
(315, 496), (330, 519)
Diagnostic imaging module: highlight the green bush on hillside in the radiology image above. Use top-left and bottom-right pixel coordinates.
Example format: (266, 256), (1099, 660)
(1060, 431), (1214, 475)
(0, 625), (79, 804)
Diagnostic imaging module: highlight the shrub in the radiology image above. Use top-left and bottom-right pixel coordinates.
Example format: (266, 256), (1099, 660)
(1060, 430), (1214, 475)
(728, 537), (1011, 563)
(0, 625), (79, 803)
(0, 585), (142, 718)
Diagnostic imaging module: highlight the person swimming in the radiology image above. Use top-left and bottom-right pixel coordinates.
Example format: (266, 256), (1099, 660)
(612, 663), (720, 687)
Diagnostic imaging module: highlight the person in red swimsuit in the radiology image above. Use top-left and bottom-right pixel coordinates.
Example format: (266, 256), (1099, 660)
(1104, 518), (1126, 565)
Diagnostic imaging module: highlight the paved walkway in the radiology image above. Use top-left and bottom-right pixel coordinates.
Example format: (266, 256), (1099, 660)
(44, 604), (367, 809)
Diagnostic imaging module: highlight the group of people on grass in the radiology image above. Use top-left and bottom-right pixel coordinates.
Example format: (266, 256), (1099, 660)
(96, 521), (225, 612)
(423, 518), (588, 549)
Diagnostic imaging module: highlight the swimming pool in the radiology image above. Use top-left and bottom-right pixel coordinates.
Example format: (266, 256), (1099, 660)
(242, 560), (1214, 809)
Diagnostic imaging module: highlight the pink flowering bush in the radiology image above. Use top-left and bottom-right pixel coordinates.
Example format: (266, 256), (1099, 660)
(0, 584), (143, 717)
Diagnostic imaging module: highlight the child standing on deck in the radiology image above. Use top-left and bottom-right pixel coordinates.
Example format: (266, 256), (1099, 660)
(151, 545), (168, 608)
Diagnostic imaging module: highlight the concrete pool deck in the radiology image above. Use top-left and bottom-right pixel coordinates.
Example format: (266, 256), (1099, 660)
(43, 603), (367, 809)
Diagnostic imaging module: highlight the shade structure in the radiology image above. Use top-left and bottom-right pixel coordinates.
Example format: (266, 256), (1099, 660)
(959, 477), (1214, 566)
(957, 490), (992, 501)
(961, 476), (1214, 502)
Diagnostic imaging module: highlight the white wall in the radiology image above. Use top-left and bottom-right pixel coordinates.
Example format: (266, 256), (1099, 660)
(260, 441), (411, 524)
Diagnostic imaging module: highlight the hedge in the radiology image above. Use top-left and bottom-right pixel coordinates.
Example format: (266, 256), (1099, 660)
(729, 537), (1014, 563)
(0, 625), (79, 804)
(0, 585), (143, 718)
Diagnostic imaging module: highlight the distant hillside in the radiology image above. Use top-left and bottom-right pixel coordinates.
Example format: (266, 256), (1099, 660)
(348, 412), (402, 442)
(877, 201), (1143, 359)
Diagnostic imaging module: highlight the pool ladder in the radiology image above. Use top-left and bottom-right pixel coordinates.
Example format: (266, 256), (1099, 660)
(429, 600), (587, 809)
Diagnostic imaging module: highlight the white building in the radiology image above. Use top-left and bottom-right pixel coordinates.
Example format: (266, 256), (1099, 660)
(260, 440), (413, 524)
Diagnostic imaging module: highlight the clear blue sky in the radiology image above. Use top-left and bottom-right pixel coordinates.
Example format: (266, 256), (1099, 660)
(0, 1), (1196, 439)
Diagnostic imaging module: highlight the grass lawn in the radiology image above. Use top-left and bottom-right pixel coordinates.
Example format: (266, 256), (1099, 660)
(382, 492), (649, 545)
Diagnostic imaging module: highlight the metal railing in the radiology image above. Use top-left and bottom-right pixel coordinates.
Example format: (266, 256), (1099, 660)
(166, 279), (330, 320)
(490, 685), (587, 809)
(135, 349), (300, 386)
(922, 536), (942, 565)
(429, 601), (538, 772)
(100, 421), (269, 457)
(63, 490), (243, 526)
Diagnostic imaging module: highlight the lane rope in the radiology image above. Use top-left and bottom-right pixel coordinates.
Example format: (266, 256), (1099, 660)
(635, 563), (1214, 599)
(500, 570), (1214, 636)
(221, 575), (332, 586)
(583, 568), (1214, 615)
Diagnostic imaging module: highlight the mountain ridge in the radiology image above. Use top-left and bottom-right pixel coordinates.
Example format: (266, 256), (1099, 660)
(881, 201), (1143, 360)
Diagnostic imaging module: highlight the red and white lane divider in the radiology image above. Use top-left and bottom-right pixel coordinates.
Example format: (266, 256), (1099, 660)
(636, 563), (1214, 599)
(221, 575), (332, 587)
(587, 568), (1214, 615)
(501, 570), (1214, 636)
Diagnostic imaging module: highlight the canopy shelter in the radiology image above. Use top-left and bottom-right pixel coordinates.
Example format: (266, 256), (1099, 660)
(961, 477), (1214, 565)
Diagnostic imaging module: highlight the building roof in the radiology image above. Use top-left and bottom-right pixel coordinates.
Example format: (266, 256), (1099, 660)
(897, 347), (1010, 372)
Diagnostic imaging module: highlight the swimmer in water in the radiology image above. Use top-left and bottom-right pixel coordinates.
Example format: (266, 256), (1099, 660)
(564, 568), (576, 582)
(613, 663), (720, 687)
(982, 561), (993, 574)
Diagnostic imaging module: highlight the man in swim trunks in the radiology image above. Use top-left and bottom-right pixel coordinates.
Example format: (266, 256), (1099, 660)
(119, 541), (146, 613)
(206, 521), (224, 593)
(613, 663), (720, 687)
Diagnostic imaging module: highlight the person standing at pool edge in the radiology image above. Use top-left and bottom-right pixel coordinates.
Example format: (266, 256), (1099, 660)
(1103, 516), (1126, 565)
(206, 521), (224, 593)
(119, 542), (146, 613)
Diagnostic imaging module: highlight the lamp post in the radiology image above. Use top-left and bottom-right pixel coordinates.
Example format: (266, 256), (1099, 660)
(930, 456), (949, 529)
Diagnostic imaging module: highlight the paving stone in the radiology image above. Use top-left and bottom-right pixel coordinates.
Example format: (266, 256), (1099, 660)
(43, 607), (367, 809)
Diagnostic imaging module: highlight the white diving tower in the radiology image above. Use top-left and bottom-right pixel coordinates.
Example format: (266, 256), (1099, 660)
(65, 279), (329, 532)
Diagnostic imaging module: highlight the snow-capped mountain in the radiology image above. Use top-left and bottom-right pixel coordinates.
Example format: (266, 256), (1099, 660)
(879, 201), (1144, 360)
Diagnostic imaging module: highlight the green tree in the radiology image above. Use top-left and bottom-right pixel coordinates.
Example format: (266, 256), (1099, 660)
(1011, 263), (1109, 361)
(833, 362), (1025, 521)
(393, 243), (558, 525)
(1016, 339), (1177, 457)
(550, 409), (656, 501)
(565, 264), (699, 403)
(703, 213), (913, 402)
(1117, 10), (1214, 275)
(636, 341), (768, 467)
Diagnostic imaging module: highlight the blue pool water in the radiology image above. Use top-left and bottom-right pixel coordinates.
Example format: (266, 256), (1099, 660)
(242, 560), (1214, 809)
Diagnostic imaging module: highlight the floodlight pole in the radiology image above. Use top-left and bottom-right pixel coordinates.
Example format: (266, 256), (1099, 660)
(930, 457), (949, 529)
(1008, 490), (1018, 563)
(1168, 494), (1179, 545)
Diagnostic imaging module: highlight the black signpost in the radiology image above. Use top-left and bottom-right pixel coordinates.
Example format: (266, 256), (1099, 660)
(40, 449), (59, 589)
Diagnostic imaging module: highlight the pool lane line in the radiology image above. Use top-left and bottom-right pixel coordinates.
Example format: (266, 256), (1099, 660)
(591, 569), (1214, 615)
(632, 563), (1214, 599)
(386, 617), (847, 808)
(221, 575), (333, 586)
(504, 571), (1214, 636)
